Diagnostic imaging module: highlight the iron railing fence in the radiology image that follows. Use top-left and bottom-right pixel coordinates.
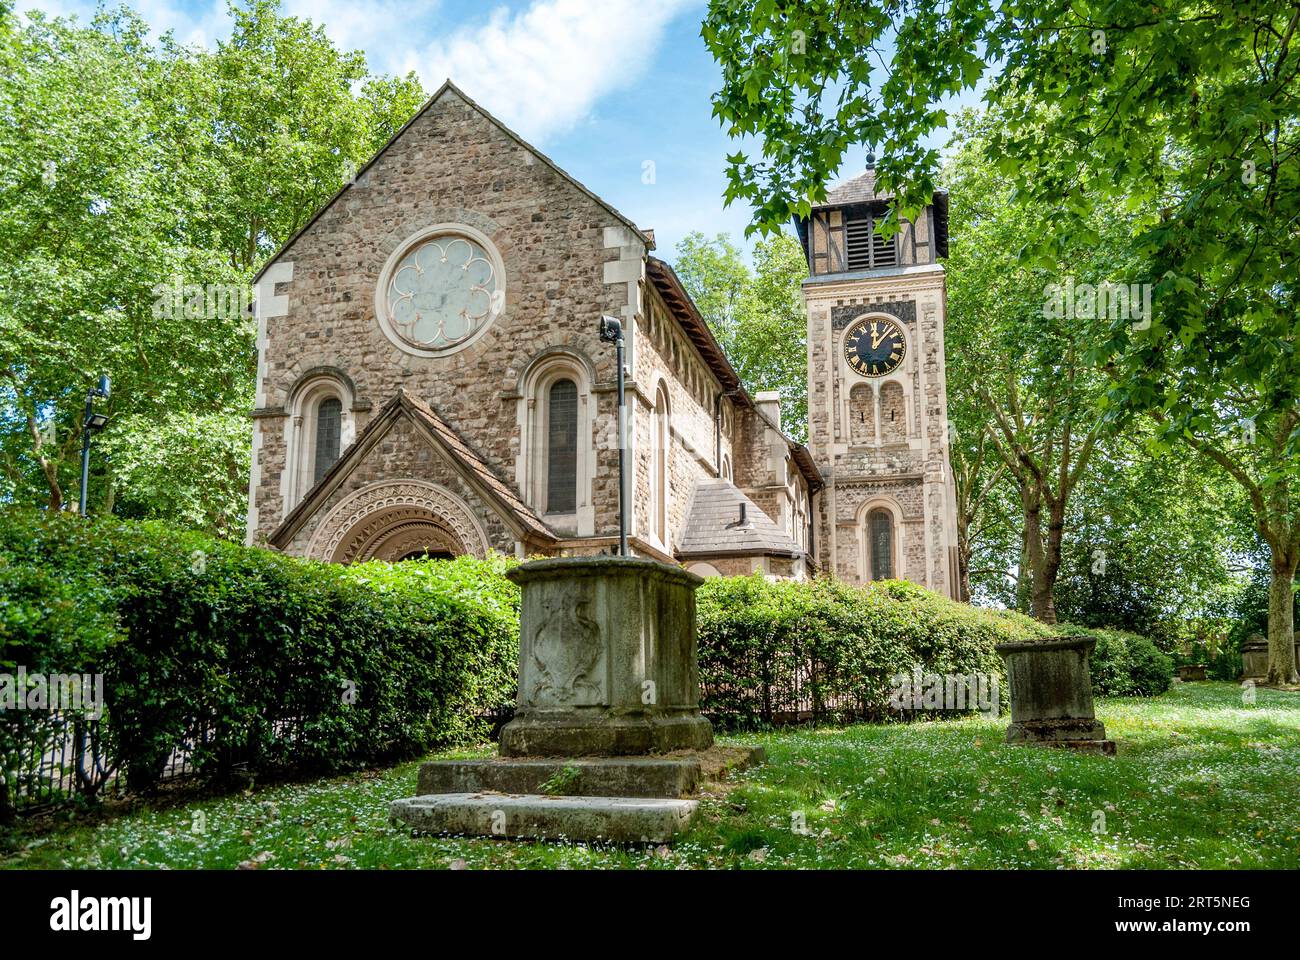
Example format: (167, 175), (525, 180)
(3, 706), (513, 817)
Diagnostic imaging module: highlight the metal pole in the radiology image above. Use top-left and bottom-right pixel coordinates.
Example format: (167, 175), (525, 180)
(78, 392), (92, 517)
(616, 333), (628, 557)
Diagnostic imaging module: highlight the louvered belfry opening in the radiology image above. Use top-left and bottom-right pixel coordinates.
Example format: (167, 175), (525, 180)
(313, 397), (343, 484)
(546, 378), (578, 513)
(845, 207), (898, 270)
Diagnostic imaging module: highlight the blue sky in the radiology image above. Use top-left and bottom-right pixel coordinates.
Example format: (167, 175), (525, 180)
(28, 0), (982, 262)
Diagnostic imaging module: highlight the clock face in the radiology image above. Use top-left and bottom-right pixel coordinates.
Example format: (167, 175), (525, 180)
(844, 318), (906, 377)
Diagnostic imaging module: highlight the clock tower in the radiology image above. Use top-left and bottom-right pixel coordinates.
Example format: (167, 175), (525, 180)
(796, 164), (960, 598)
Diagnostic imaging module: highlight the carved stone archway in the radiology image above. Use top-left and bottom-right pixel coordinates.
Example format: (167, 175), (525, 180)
(305, 480), (492, 563)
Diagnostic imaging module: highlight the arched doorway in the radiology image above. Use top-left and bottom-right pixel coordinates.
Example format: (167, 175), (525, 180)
(305, 480), (491, 564)
(335, 508), (467, 563)
(396, 549), (456, 562)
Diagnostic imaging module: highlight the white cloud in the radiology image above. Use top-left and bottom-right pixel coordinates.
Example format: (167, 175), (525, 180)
(281, 0), (437, 71)
(403, 0), (698, 143)
(24, 0), (232, 47)
(27, 0), (696, 143)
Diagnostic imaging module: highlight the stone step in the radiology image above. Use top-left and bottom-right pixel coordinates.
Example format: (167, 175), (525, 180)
(390, 793), (699, 843)
(417, 757), (702, 798)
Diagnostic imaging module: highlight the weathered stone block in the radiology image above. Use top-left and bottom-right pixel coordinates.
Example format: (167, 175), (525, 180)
(996, 636), (1114, 753)
(389, 793), (699, 843)
(417, 757), (702, 798)
(498, 556), (714, 757)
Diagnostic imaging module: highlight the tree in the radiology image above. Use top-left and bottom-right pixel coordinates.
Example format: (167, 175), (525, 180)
(102, 410), (252, 541)
(704, 0), (1300, 681)
(0, 1), (425, 539)
(950, 424), (1006, 604)
(943, 108), (1145, 623)
(192, 0), (426, 274)
(1053, 430), (1245, 649)
(0, 6), (206, 511)
(672, 231), (810, 443)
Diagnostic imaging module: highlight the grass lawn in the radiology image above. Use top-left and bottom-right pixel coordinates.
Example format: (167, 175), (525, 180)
(5, 681), (1298, 870)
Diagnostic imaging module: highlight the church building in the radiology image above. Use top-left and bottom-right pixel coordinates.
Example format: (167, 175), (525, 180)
(245, 82), (959, 597)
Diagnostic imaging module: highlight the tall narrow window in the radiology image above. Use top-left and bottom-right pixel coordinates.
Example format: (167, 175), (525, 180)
(546, 378), (578, 513)
(313, 397), (343, 484)
(880, 381), (906, 442)
(869, 508), (894, 581)
(653, 385), (670, 544)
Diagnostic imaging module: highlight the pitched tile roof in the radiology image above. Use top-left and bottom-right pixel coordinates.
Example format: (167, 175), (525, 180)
(675, 479), (802, 558)
(269, 389), (555, 549)
(398, 391), (554, 540)
(817, 168), (888, 207)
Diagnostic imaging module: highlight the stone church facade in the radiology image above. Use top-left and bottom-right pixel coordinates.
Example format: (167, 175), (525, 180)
(246, 82), (958, 597)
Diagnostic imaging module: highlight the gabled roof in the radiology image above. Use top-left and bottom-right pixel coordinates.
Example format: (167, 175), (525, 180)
(646, 256), (824, 494)
(269, 389), (555, 550)
(675, 480), (802, 558)
(818, 168), (889, 207)
(253, 80), (650, 284)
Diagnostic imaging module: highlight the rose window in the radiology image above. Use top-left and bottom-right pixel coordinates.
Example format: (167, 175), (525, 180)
(384, 235), (500, 351)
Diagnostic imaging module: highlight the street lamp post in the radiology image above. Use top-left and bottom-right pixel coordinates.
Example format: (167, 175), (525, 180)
(598, 316), (628, 557)
(78, 374), (111, 517)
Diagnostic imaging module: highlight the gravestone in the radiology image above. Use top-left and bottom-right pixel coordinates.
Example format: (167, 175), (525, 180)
(390, 556), (761, 843)
(996, 635), (1115, 755)
(499, 557), (714, 757)
(1240, 635), (1269, 679)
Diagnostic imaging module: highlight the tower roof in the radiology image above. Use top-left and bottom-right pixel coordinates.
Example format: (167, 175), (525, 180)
(815, 168), (889, 207)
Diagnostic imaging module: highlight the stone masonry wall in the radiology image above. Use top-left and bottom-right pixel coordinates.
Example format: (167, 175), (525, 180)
(630, 284), (736, 551)
(802, 264), (956, 594)
(249, 88), (641, 549)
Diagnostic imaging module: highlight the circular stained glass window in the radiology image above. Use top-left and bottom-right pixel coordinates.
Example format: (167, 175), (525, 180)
(381, 231), (502, 353)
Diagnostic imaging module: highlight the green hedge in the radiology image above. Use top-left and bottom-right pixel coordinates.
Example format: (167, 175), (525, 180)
(695, 575), (1051, 728)
(0, 508), (518, 806)
(2, 506), (1177, 815)
(1057, 624), (1174, 697)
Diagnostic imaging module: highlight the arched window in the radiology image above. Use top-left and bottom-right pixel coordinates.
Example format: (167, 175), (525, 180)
(652, 384), (670, 546)
(849, 384), (874, 445)
(546, 378), (578, 514)
(720, 453), (732, 483)
(286, 371), (356, 511)
(868, 508), (894, 581)
(313, 397), (343, 484)
(518, 351), (595, 536)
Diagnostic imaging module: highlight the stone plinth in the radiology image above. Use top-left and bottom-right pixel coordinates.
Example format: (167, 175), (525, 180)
(1241, 636), (1269, 679)
(1241, 635), (1300, 680)
(390, 557), (751, 843)
(996, 636), (1115, 754)
(498, 556), (714, 757)
(418, 757), (702, 798)
(391, 794), (699, 843)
